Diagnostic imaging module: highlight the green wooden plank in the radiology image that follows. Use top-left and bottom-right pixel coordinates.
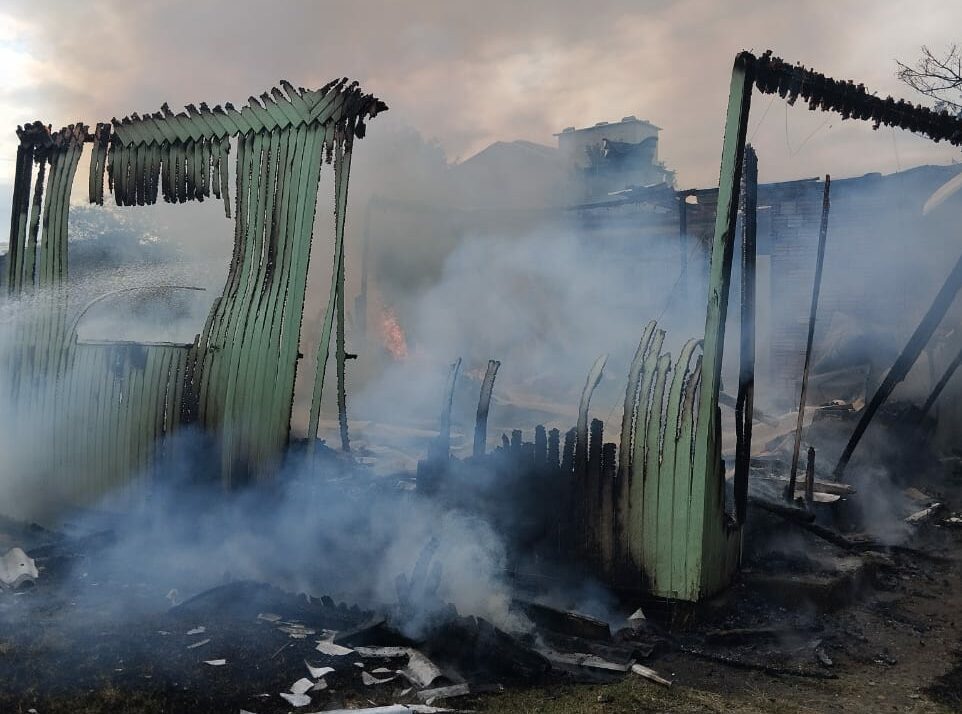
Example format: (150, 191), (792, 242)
(641, 352), (671, 587)
(251, 124), (309, 458)
(691, 54), (753, 599)
(224, 128), (281, 471)
(271, 123), (324, 460)
(243, 126), (296, 463)
(307, 132), (354, 447)
(654, 339), (699, 596)
(627, 329), (664, 569)
(670, 358), (701, 598)
(615, 321), (656, 574)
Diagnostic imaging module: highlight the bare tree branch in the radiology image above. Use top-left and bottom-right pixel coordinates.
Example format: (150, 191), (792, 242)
(896, 45), (962, 114)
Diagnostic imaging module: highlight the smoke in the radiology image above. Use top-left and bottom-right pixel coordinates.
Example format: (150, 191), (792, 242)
(2, 84), (962, 655)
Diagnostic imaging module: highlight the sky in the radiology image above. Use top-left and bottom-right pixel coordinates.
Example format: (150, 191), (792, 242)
(0, 1), (961, 197)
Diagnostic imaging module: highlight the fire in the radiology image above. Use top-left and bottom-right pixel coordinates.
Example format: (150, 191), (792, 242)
(379, 306), (408, 360)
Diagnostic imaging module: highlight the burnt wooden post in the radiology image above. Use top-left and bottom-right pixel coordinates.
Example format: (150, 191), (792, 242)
(834, 249), (962, 479)
(600, 441), (617, 574)
(561, 427), (577, 552)
(805, 447), (816, 508)
(788, 176), (831, 498)
(734, 144), (758, 524)
(586, 417), (603, 557)
(534, 425), (547, 470)
(918, 344), (962, 420)
(547, 427), (561, 471)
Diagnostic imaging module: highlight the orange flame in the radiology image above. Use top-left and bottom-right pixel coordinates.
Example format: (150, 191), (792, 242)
(379, 306), (408, 360)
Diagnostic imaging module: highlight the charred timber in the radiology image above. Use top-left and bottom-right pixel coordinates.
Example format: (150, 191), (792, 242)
(746, 50), (962, 146)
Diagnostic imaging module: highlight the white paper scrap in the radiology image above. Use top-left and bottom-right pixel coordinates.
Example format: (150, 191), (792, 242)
(304, 661), (335, 679)
(315, 640), (354, 656)
(290, 677), (313, 695)
(278, 691), (311, 707)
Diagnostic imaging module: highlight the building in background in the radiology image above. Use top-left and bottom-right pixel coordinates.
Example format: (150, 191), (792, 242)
(556, 116), (675, 200)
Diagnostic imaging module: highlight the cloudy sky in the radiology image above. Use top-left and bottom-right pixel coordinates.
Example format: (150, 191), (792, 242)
(1, 0), (961, 193)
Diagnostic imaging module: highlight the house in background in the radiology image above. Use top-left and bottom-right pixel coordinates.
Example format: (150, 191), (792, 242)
(556, 116), (675, 200)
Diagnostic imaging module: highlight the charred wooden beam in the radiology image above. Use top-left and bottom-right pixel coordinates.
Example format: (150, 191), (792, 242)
(805, 446), (816, 508)
(918, 344), (962, 421)
(734, 144), (758, 524)
(473, 359), (500, 458)
(834, 248), (962, 478)
(747, 50), (962, 146)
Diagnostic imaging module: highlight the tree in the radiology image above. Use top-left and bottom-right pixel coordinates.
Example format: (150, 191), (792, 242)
(896, 45), (962, 116)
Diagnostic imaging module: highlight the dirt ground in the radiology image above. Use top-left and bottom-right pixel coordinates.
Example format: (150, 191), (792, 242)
(3, 471), (962, 714)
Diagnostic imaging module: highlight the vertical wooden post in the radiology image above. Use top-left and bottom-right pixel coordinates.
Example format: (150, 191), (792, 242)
(788, 176), (831, 497)
(690, 51), (754, 597)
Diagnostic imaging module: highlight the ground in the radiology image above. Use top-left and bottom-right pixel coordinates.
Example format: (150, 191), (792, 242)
(3, 471), (962, 714)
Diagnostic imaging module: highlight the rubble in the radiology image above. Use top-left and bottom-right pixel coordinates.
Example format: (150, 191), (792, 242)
(630, 663), (672, 687)
(906, 503), (943, 523)
(0, 547), (38, 589)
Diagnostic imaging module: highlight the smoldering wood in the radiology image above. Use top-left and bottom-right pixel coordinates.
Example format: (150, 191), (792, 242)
(788, 176), (831, 499)
(905, 502), (942, 523)
(678, 646), (837, 680)
(519, 601), (612, 641)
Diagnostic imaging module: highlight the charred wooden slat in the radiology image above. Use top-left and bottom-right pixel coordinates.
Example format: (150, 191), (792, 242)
(534, 425), (547, 470)
(599, 441), (617, 573)
(734, 145), (757, 524)
(585, 418), (603, 558)
(748, 50), (962, 146)
(473, 359), (501, 457)
(548, 428), (561, 471)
